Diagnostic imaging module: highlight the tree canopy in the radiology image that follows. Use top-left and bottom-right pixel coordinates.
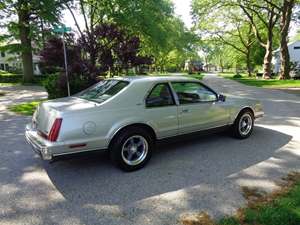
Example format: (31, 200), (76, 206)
(192, 0), (298, 78)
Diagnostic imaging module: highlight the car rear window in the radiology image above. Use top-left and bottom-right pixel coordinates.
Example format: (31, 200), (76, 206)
(76, 80), (129, 103)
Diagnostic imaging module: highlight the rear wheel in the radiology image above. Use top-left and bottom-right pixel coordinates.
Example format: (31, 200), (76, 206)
(109, 127), (154, 171)
(232, 110), (254, 139)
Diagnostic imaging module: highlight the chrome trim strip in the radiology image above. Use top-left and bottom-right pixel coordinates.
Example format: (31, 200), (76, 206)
(52, 147), (106, 157)
(156, 123), (233, 140)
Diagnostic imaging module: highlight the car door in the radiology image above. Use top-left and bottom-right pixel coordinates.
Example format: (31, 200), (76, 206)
(171, 81), (230, 135)
(144, 83), (178, 139)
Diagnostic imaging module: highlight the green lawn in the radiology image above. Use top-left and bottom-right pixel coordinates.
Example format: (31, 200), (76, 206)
(0, 82), (20, 86)
(187, 73), (204, 80)
(0, 70), (20, 76)
(8, 100), (44, 116)
(181, 173), (300, 225)
(0, 70), (22, 84)
(217, 173), (300, 225)
(219, 72), (300, 88)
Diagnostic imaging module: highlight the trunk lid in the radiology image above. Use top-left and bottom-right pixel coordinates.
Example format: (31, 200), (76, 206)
(33, 97), (97, 136)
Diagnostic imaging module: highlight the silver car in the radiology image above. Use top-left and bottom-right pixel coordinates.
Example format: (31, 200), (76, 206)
(25, 76), (263, 171)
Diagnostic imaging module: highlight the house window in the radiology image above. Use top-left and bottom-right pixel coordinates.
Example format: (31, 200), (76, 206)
(294, 46), (300, 50)
(0, 52), (5, 57)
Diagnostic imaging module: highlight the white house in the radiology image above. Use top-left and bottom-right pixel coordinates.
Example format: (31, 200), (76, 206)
(0, 45), (41, 75)
(272, 40), (300, 73)
(0, 51), (22, 71)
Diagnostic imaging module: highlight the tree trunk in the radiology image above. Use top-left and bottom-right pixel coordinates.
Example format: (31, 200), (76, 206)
(18, 6), (34, 83)
(263, 40), (273, 79)
(205, 56), (208, 72)
(280, 37), (290, 79)
(40, 18), (45, 49)
(246, 50), (252, 77)
(89, 37), (97, 67)
(279, 0), (294, 80)
(219, 57), (224, 73)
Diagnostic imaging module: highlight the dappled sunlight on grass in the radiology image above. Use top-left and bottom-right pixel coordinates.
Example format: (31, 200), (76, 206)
(186, 73), (204, 80)
(0, 70), (20, 76)
(229, 172), (300, 225)
(218, 72), (300, 88)
(8, 100), (43, 116)
(181, 173), (300, 225)
(0, 83), (19, 86)
(234, 78), (300, 88)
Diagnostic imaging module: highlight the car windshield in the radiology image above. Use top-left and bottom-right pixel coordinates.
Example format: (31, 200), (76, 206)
(76, 80), (129, 103)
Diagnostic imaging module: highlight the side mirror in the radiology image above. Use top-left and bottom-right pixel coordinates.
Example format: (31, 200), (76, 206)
(218, 94), (226, 102)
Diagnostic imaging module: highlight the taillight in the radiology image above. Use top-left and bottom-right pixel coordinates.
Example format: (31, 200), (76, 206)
(48, 118), (62, 142)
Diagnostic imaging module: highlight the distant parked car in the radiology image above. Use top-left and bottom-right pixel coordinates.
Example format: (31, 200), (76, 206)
(185, 60), (204, 74)
(290, 66), (300, 79)
(25, 76), (264, 171)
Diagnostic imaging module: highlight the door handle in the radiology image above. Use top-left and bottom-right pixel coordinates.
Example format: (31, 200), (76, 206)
(181, 109), (190, 113)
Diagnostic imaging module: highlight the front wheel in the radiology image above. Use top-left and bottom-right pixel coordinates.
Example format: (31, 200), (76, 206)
(109, 128), (153, 171)
(232, 110), (254, 139)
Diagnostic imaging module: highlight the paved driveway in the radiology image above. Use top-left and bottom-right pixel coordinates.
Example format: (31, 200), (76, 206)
(0, 85), (47, 120)
(0, 76), (299, 225)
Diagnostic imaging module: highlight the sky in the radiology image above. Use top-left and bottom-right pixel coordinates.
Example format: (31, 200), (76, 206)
(172, 0), (193, 28)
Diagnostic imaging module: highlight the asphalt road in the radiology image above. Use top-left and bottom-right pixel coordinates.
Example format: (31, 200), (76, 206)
(0, 75), (299, 225)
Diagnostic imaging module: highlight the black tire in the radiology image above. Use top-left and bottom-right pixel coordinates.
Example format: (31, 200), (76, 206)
(109, 127), (154, 171)
(231, 109), (254, 139)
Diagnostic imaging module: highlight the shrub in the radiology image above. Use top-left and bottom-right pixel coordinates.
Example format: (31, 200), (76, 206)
(0, 73), (49, 84)
(0, 74), (22, 83)
(43, 73), (98, 99)
(42, 74), (61, 99)
(233, 73), (243, 79)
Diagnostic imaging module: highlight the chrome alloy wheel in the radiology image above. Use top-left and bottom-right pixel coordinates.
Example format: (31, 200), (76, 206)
(121, 135), (148, 166)
(238, 113), (253, 136)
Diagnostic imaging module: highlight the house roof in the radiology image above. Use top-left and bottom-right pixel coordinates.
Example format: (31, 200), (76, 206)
(273, 40), (300, 53)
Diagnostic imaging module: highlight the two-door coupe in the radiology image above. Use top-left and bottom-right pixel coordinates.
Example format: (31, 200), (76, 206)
(25, 76), (263, 171)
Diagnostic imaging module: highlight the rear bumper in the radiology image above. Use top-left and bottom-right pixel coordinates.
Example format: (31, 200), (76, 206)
(25, 124), (53, 160)
(25, 123), (107, 160)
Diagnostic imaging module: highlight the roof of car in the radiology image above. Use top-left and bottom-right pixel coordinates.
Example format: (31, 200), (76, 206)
(112, 75), (199, 83)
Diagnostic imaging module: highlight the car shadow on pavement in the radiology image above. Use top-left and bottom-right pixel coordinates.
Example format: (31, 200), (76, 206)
(45, 126), (292, 206)
(1, 77), (300, 225)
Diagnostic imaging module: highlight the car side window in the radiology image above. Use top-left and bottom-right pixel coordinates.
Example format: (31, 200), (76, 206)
(146, 83), (175, 107)
(171, 82), (217, 104)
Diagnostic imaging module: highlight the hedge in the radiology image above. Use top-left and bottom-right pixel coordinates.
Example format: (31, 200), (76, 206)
(0, 74), (49, 84)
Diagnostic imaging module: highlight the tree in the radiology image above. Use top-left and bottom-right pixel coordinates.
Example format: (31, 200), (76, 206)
(192, 3), (256, 76)
(148, 17), (199, 72)
(0, 0), (65, 82)
(236, 1), (281, 78)
(41, 23), (152, 78)
(65, 0), (196, 72)
(192, 0), (282, 78)
(278, 0), (296, 79)
(65, 0), (174, 69)
(40, 23), (154, 98)
(239, 0), (298, 79)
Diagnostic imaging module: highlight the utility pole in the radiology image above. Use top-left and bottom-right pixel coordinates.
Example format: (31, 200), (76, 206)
(62, 32), (70, 96)
(53, 25), (71, 96)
